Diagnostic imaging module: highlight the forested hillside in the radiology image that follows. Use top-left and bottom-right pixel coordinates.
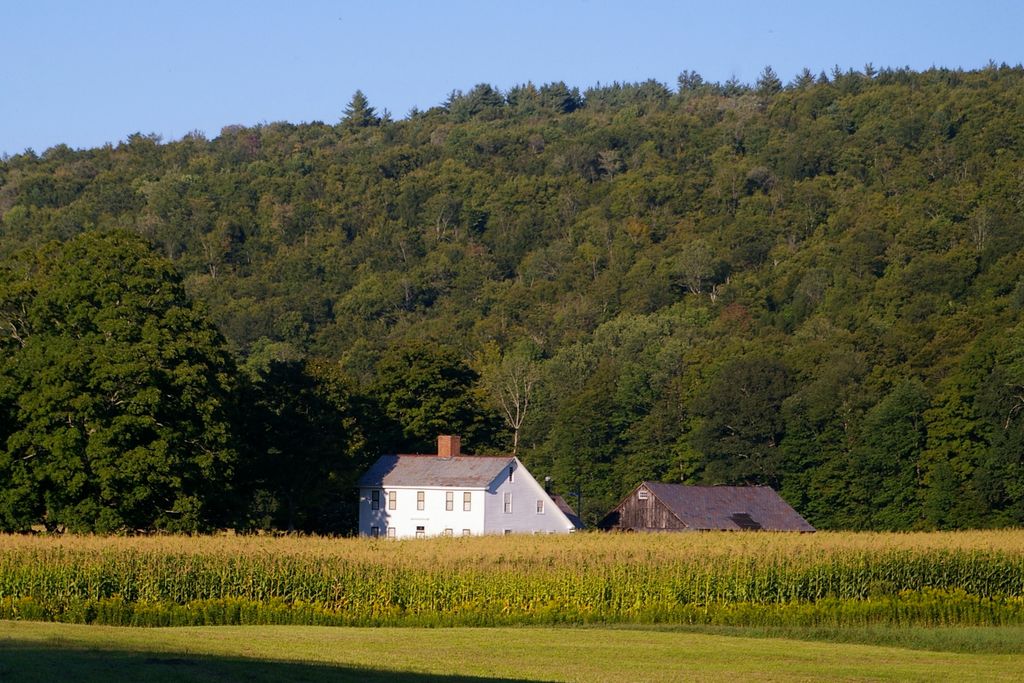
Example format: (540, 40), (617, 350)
(2, 65), (1024, 532)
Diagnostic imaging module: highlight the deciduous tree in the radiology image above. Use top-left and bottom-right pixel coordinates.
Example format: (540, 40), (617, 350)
(374, 340), (502, 453)
(0, 232), (239, 532)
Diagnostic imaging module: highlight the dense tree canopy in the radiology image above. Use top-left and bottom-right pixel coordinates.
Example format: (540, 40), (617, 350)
(374, 340), (502, 454)
(3, 64), (1024, 530)
(236, 348), (373, 532)
(0, 232), (238, 532)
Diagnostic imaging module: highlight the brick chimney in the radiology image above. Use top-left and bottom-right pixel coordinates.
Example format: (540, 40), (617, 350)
(437, 434), (461, 459)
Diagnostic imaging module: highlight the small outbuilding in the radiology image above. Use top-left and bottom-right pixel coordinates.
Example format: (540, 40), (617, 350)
(598, 482), (815, 532)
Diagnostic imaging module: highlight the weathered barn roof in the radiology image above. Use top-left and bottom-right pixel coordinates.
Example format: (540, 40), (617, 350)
(551, 494), (585, 529)
(357, 454), (513, 488)
(611, 482), (815, 532)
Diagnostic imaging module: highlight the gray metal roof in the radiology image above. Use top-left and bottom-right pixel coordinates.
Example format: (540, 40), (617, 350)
(357, 454), (514, 488)
(643, 482), (815, 532)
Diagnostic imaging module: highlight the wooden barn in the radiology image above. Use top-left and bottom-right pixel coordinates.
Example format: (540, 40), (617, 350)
(598, 482), (815, 532)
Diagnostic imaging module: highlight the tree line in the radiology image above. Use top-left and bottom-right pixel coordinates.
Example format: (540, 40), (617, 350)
(2, 63), (1024, 532)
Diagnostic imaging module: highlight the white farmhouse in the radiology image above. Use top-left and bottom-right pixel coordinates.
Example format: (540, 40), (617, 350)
(357, 435), (582, 538)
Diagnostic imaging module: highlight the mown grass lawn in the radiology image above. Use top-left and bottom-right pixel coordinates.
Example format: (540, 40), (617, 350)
(2, 621), (1022, 682)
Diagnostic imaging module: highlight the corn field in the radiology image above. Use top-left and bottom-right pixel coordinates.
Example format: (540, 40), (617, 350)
(1, 531), (1022, 627)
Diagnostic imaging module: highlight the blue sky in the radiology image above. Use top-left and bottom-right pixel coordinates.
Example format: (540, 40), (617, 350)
(2, 0), (1022, 156)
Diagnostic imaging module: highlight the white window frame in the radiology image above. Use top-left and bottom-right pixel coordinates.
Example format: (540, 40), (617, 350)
(370, 526), (380, 537)
(416, 490), (425, 511)
(536, 499), (544, 514)
(388, 490), (396, 510)
(463, 492), (472, 512)
(371, 490), (380, 510)
(503, 492), (512, 514)
(445, 491), (454, 511)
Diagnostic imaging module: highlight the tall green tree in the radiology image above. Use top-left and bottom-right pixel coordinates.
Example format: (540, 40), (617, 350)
(543, 360), (620, 524)
(849, 380), (930, 530)
(342, 90), (378, 128)
(693, 355), (793, 487)
(0, 231), (239, 532)
(972, 325), (1024, 526)
(373, 340), (502, 453)
(756, 65), (783, 96)
(237, 345), (371, 532)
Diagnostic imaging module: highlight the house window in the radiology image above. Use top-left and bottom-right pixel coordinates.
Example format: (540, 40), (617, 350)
(370, 526), (379, 537)
(415, 526), (425, 538)
(504, 529), (512, 535)
(417, 490), (425, 511)
(443, 528), (453, 537)
(504, 492), (512, 514)
(446, 491), (454, 511)
(371, 490), (380, 510)
(508, 465), (514, 483)
(387, 527), (396, 538)
(388, 491), (397, 510)
(638, 489), (649, 501)
(462, 529), (471, 536)
(536, 499), (544, 514)
(463, 492), (472, 512)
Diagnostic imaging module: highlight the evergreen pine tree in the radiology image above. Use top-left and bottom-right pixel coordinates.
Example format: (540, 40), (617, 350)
(342, 90), (378, 128)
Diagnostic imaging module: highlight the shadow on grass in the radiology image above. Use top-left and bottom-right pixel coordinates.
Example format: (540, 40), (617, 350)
(597, 623), (1024, 655)
(0, 643), (546, 683)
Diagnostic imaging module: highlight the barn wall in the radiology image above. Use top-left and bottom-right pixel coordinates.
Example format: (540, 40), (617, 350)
(609, 487), (687, 530)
